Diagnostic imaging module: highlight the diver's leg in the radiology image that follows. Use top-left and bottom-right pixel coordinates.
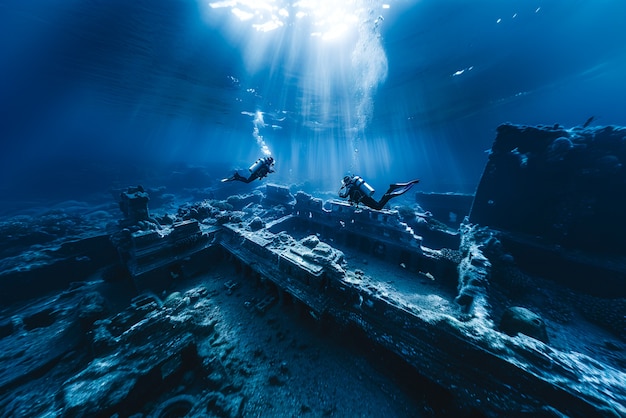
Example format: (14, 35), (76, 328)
(374, 194), (394, 210)
(361, 195), (386, 210)
(373, 182), (419, 210)
(221, 172), (251, 183)
(240, 174), (256, 183)
(386, 179), (420, 196)
(221, 172), (239, 182)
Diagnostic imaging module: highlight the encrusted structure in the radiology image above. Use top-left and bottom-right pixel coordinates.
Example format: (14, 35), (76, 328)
(1, 125), (625, 417)
(217, 189), (625, 417)
(471, 124), (626, 297)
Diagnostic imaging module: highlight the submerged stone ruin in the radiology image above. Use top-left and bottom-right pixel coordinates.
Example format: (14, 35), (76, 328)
(0, 124), (624, 417)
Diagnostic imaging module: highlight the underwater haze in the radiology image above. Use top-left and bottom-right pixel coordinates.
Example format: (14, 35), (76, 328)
(1, 0), (625, 211)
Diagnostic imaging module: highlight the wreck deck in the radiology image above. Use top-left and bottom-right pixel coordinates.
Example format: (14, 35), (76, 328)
(217, 211), (626, 417)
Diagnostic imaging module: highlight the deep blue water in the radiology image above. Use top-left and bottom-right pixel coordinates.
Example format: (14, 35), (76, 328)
(1, 0), (625, 213)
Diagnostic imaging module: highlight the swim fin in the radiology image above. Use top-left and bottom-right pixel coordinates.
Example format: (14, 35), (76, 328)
(387, 179), (420, 196)
(221, 172), (241, 182)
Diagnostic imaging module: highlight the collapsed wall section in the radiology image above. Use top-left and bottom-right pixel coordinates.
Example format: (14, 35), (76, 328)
(471, 123), (626, 255)
(469, 124), (626, 297)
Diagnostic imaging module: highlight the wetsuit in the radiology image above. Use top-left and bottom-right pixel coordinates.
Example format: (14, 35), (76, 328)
(339, 177), (419, 210)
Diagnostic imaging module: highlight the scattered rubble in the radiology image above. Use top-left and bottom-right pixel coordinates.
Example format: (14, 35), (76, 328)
(1, 124), (625, 416)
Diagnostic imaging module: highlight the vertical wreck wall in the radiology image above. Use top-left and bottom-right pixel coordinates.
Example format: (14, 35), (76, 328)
(470, 123), (626, 255)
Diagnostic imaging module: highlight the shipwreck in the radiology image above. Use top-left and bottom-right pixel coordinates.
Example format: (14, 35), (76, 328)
(0, 124), (625, 417)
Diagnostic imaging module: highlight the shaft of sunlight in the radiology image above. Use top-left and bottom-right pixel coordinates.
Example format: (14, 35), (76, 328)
(200, 0), (394, 187)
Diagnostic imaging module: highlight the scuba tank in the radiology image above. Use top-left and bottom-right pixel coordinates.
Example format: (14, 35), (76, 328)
(249, 158), (267, 175)
(353, 176), (375, 197)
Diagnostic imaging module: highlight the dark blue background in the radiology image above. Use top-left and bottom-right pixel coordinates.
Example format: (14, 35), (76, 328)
(1, 0), (624, 211)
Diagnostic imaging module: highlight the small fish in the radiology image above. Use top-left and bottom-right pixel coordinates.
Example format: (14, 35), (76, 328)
(583, 116), (595, 128)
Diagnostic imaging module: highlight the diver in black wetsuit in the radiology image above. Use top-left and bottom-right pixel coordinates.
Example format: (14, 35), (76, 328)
(339, 175), (420, 210)
(222, 156), (275, 183)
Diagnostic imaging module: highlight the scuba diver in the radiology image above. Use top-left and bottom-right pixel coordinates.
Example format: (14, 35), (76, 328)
(222, 156), (275, 183)
(339, 175), (420, 210)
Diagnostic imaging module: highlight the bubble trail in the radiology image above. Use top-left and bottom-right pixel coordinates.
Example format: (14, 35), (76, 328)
(253, 110), (272, 156)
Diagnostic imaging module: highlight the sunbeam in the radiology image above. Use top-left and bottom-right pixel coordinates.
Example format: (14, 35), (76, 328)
(200, 0), (393, 187)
